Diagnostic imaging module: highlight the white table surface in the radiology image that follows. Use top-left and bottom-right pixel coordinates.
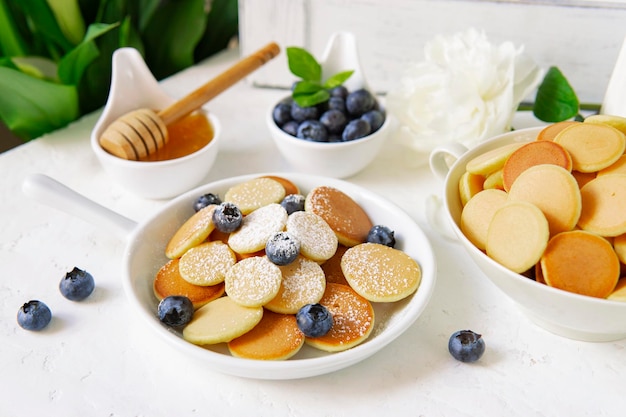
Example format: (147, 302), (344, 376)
(2, 48), (625, 416)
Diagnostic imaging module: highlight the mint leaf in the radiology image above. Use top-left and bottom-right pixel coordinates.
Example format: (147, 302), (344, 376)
(533, 66), (579, 122)
(323, 70), (354, 89)
(293, 80), (323, 95)
(294, 89), (329, 107)
(286, 47), (321, 82)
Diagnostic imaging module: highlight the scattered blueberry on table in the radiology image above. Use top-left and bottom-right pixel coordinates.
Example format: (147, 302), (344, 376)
(59, 267), (95, 301)
(448, 330), (486, 363)
(17, 300), (52, 331)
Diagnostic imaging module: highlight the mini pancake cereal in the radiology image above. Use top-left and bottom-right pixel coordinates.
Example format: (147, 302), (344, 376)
(341, 243), (421, 302)
(227, 203), (288, 254)
(165, 205), (216, 259)
(507, 164), (582, 236)
(224, 177), (286, 215)
(224, 256), (282, 307)
(536, 120), (580, 141)
(228, 310), (305, 360)
(182, 296), (264, 345)
(179, 241), (237, 286)
(265, 256), (326, 314)
(554, 123), (625, 173)
(286, 211), (338, 262)
(608, 278), (626, 302)
(304, 283), (375, 352)
(459, 171), (485, 206)
(153, 259), (225, 308)
(461, 189), (508, 251)
(486, 201), (549, 274)
(465, 142), (524, 176)
(305, 186), (373, 247)
(578, 174), (626, 237)
(540, 230), (619, 298)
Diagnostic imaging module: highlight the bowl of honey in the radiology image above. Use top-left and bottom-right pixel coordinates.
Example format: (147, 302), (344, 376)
(91, 48), (220, 200)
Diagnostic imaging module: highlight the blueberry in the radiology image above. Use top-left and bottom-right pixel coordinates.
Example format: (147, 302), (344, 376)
(361, 110), (385, 133)
(59, 267), (95, 301)
(17, 300), (52, 331)
(328, 97), (346, 113)
(291, 101), (319, 122)
(158, 295), (194, 327)
(320, 109), (348, 134)
(280, 194), (305, 214)
(448, 330), (486, 363)
(296, 303), (333, 337)
(266, 231), (301, 266)
(346, 89), (375, 116)
(366, 225), (396, 248)
(342, 119), (371, 141)
(328, 134), (342, 142)
(212, 202), (243, 233)
(281, 120), (299, 136)
(297, 120), (328, 142)
(329, 85), (348, 99)
(273, 102), (293, 126)
(193, 193), (222, 212)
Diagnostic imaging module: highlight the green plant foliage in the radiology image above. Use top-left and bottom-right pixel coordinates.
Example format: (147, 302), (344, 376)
(533, 66), (580, 122)
(0, 0), (238, 142)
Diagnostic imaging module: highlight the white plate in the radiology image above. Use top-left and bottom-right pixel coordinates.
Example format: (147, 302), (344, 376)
(123, 173), (437, 379)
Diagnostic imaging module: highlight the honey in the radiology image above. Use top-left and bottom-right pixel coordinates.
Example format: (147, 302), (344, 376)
(141, 111), (214, 161)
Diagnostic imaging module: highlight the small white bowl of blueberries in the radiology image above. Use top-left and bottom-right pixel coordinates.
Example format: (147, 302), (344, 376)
(267, 32), (392, 178)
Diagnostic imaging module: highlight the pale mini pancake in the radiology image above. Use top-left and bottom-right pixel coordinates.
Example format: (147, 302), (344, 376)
(607, 277), (626, 302)
(554, 123), (626, 173)
(578, 174), (626, 237)
(584, 114), (626, 135)
(320, 244), (350, 286)
(224, 256), (282, 307)
(182, 296), (263, 345)
(165, 205), (216, 259)
(571, 170), (597, 189)
(461, 188), (509, 251)
(153, 259), (225, 309)
(501, 140), (573, 192)
(227, 309), (305, 360)
(264, 256), (326, 314)
(304, 283), (375, 352)
(613, 233), (626, 264)
(178, 241), (237, 286)
(224, 177), (286, 215)
(597, 154), (626, 177)
(227, 203), (288, 254)
(483, 169), (504, 190)
(536, 120), (581, 141)
(465, 142), (525, 176)
(486, 201), (550, 273)
(459, 171), (485, 206)
(260, 175), (300, 196)
(304, 186), (373, 247)
(540, 230), (619, 298)
(507, 164), (582, 236)
(285, 211), (338, 262)
(341, 242), (421, 302)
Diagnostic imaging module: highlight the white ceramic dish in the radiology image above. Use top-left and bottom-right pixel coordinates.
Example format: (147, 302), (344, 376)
(22, 172), (437, 379)
(429, 127), (626, 342)
(91, 48), (221, 200)
(268, 32), (392, 179)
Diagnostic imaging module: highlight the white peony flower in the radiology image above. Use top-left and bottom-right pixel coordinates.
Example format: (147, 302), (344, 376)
(386, 28), (544, 151)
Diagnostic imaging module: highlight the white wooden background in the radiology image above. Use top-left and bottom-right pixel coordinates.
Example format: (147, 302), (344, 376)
(239, 0), (626, 105)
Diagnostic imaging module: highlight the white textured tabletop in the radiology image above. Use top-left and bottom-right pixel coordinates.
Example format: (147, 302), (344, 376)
(1, 48), (624, 416)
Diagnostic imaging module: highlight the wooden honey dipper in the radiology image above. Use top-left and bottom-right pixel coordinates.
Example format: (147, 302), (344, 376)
(99, 42), (280, 160)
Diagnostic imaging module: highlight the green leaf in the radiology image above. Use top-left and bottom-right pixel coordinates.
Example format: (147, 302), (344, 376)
(16, 0), (74, 53)
(533, 66), (580, 122)
(293, 80), (323, 95)
(194, 0), (238, 61)
(142, 0), (207, 80)
(0, 0), (28, 56)
(323, 70), (353, 89)
(46, 0), (85, 45)
(57, 22), (119, 85)
(286, 47), (321, 82)
(0, 66), (78, 141)
(294, 89), (329, 107)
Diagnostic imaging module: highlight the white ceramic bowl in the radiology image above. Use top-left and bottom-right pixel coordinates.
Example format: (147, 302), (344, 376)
(429, 127), (626, 342)
(267, 100), (391, 178)
(23, 172), (437, 379)
(90, 48), (220, 200)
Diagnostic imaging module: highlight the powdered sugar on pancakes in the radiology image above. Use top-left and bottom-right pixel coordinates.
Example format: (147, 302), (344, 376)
(228, 203), (288, 254)
(286, 211), (338, 262)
